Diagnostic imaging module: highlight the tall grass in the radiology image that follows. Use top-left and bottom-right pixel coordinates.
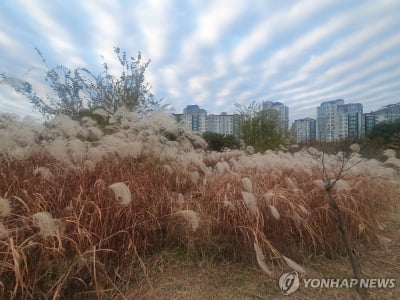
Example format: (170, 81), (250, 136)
(0, 112), (399, 298)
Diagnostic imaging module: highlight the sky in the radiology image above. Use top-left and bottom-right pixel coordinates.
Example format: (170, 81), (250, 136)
(0, 0), (399, 125)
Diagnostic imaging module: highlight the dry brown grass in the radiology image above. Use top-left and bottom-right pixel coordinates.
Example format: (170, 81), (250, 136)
(0, 152), (398, 299)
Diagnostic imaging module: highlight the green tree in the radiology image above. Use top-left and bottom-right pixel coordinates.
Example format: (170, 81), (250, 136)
(235, 101), (285, 152)
(367, 119), (400, 144)
(0, 47), (162, 121)
(202, 131), (239, 151)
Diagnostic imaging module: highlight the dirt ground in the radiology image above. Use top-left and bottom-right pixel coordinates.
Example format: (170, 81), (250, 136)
(127, 209), (400, 300)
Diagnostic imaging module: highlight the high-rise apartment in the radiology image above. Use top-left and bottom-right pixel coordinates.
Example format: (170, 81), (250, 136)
(363, 102), (400, 134)
(182, 105), (207, 132)
(291, 118), (316, 144)
(262, 101), (289, 134)
(317, 99), (363, 141)
(206, 112), (241, 140)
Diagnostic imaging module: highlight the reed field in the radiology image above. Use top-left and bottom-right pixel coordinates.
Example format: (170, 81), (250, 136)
(0, 111), (399, 299)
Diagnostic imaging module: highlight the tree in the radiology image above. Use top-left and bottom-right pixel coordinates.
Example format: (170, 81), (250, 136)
(235, 101), (285, 152)
(202, 131), (239, 151)
(367, 119), (400, 144)
(0, 47), (162, 121)
(312, 145), (368, 300)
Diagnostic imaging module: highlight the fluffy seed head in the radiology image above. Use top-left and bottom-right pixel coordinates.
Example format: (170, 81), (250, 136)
(383, 149), (396, 159)
(313, 180), (325, 189)
(32, 212), (59, 238)
(109, 182), (132, 205)
(286, 178), (297, 189)
(282, 255), (306, 273)
(350, 143), (360, 153)
(176, 209), (200, 231)
(242, 192), (258, 215)
(263, 191), (274, 203)
(0, 197), (11, 218)
(253, 242), (272, 275)
(298, 205), (310, 215)
(0, 223), (8, 239)
(92, 108), (108, 118)
(268, 205), (280, 220)
(223, 194), (235, 210)
(177, 193), (185, 205)
(241, 177), (253, 193)
(33, 167), (53, 181)
(334, 179), (351, 192)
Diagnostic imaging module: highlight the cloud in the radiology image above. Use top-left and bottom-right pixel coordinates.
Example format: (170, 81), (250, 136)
(1, 0), (400, 122)
(276, 32), (400, 101)
(181, 0), (244, 60)
(231, 0), (337, 65)
(16, 0), (84, 67)
(134, 0), (172, 63)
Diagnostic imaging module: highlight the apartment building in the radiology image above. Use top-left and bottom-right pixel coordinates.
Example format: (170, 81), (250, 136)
(206, 112), (241, 140)
(317, 99), (363, 141)
(182, 105), (207, 132)
(291, 118), (316, 144)
(262, 101), (289, 133)
(363, 102), (400, 134)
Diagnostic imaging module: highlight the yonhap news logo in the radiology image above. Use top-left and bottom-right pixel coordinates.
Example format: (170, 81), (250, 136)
(279, 271), (300, 295)
(278, 272), (396, 295)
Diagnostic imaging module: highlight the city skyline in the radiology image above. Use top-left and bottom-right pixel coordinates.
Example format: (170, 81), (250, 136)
(176, 100), (400, 143)
(1, 1), (399, 122)
(172, 98), (398, 127)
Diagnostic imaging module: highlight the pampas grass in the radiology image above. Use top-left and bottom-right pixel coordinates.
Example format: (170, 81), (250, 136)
(33, 167), (53, 181)
(282, 255), (306, 273)
(242, 192), (259, 216)
(0, 111), (399, 298)
(241, 177), (253, 193)
(0, 222), (7, 239)
(32, 212), (59, 238)
(176, 210), (200, 231)
(335, 179), (351, 192)
(0, 196), (11, 218)
(268, 205), (280, 220)
(0, 151), (398, 298)
(109, 182), (132, 205)
(254, 242), (272, 276)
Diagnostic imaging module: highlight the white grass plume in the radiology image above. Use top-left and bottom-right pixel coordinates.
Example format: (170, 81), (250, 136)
(253, 242), (272, 276)
(223, 194), (235, 210)
(177, 193), (185, 206)
(350, 143), (360, 153)
(282, 255), (306, 273)
(268, 205), (280, 220)
(176, 209), (200, 231)
(109, 182), (132, 205)
(0, 222), (8, 239)
(32, 212), (59, 238)
(120, 142), (143, 158)
(263, 191), (274, 203)
(384, 157), (400, 168)
(313, 179), (326, 189)
(334, 179), (351, 192)
(83, 160), (96, 172)
(0, 197), (11, 218)
(286, 177), (297, 189)
(92, 108), (108, 118)
(33, 167), (53, 181)
(241, 177), (253, 193)
(298, 205), (310, 215)
(242, 192), (258, 215)
(383, 149), (396, 159)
